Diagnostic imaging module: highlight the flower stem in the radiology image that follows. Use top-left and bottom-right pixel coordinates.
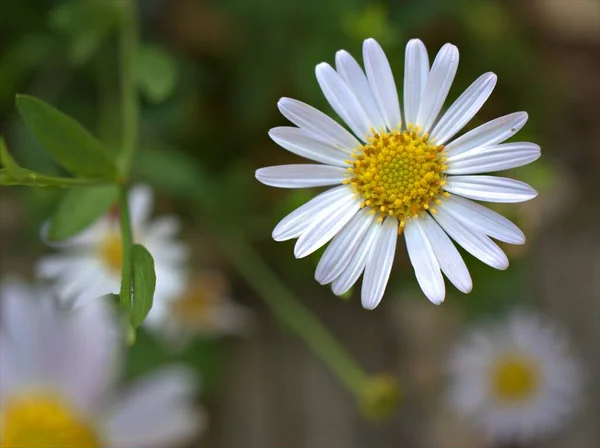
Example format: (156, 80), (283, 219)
(118, 0), (139, 178)
(118, 185), (134, 309)
(217, 231), (370, 396)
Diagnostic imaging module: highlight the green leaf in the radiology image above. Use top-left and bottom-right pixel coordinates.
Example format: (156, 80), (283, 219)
(47, 185), (118, 241)
(0, 137), (26, 181)
(16, 95), (116, 179)
(50, 0), (118, 65)
(135, 46), (178, 104)
(131, 244), (156, 327)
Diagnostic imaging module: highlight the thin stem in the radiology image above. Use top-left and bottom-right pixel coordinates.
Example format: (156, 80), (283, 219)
(118, 185), (134, 309)
(217, 231), (369, 396)
(118, 0), (139, 177)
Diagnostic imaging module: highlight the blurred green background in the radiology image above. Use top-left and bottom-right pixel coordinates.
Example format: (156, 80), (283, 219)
(1, 0), (598, 447)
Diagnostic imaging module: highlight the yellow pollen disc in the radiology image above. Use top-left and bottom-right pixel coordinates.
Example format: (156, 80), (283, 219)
(491, 355), (539, 402)
(170, 272), (227, 329)
(349, 129), (446, 221)
(0, 394), (100, 448)
(99, 232), (123, 273)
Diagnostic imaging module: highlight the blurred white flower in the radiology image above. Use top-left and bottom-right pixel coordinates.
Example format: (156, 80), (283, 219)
(145, 270), (251, 347)
(37, 185), (187, 307)
(255, 37), (540, 309)
(447, 310), (583, 443)
(0, 278), (204, 448)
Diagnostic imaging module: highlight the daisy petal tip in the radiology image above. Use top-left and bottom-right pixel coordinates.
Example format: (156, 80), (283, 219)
(361, 295), (381, 311)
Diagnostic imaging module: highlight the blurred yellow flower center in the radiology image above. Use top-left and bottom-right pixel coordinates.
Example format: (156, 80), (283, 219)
(170, 274), (226, 329)
(492, 356), (539, 402)
(99, 233), (123, 272)
(0, 394), (100, 448)
(346, 128), (446, 225)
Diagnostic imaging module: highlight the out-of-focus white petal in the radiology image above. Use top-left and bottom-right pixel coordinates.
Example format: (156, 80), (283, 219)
(129, 185), (154, 228)
(277, 97), (361, 151)
(403, 38), (429, 126)
(416, 43), (459, 133)
(443, 175), (538, 203)
(255, 165), (348, 188)
(315, 207), (375, 285)
(404, 219), (445, 304)
(363, 38), (402, 131)
(315, 63), (372, 140)
(420, 213), (472, 293)
(445, 112), (528, 157)
(294, 193), (361, 258)
(335, 50), (385, 131)
(105, 367), (202, 448)
(268, 126), (351, 166)
(441, 195), (525, 244)
(271, 186), (351, 241)
(361, 217), (398, 310)
(431, 72), (497, 145)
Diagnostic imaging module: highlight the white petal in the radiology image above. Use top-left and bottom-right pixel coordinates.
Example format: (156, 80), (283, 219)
(363, 38), (402, 131)
(335, 50), (385, 131)
(433, 207), (509, 270)
(446, 142), (541, 174)
(315, 207), (375, 285)
(315, 63), (372, 140)
(294, 193), (361, 258)
(445, 112), (528, 156)
(331, 223), (381, 296)
(420, 214), (472, 293)
(268, 126), (351, 166)
(361, 217), (398, 309)
(129, 185), (154, 228)
(440, 195), (525, 244)
(443, 175), (538, 203)
(143, 216), (181, 241)
(403, 38), (430, 126)
(404, 219), (445, 305)
(105, 367), (202, 448)
(277, 97), (361, 150)
(255, 165), (348, 188)
(430, 72), (497, 144)
(416, 43), (459, 133)
(272, 186), (351, 241)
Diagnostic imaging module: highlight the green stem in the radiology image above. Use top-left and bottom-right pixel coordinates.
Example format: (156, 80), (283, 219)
(118, 0), (139, 177)
(118, 185), (134, 308)
(0, 170), (110, 188)
(217, 230), (369, 396)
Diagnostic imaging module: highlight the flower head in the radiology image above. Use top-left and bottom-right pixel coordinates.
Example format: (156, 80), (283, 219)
(37, 185), (187, 308)
(447, 310), (583, 443)
(0, 277), (204, 447)
(256, 38), (540, 309)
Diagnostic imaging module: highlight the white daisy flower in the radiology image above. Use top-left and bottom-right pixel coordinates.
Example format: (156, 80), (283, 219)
(255, 38), (540, 309)
(37, 185), (188, 308)
(0, 277), (204, 448)
(447, 310), (583, 443)
(145, 270), (251, 347)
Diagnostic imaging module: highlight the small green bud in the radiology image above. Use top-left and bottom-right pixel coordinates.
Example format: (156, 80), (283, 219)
(358, 373), (401, 421)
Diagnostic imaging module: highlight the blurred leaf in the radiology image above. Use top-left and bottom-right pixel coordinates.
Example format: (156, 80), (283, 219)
(47, 185), (118, 241)
(50, 0), (118, 65)
(16, 95), (116, 179)
(133, 147), (207, 199)
(0, 137), (26, 181)
(135, 46), (178, 104)
(131, 244), (156, 328)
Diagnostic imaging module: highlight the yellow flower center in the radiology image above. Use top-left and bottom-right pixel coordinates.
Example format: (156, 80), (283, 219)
(346, 128), (447, 225)
(0, 394), (100, 448)
(170, 273), (226, 329)
(99, 232), (123, 273)
(491, 355), (540, 402)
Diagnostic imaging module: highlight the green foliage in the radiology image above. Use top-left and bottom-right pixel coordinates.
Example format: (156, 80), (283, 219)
(49, 0), (118, 65)
(46, 185), (118, 241)
(131, 244), (156, 328)
(16, 95), (117, 179)
(135, 45), (179, 104)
